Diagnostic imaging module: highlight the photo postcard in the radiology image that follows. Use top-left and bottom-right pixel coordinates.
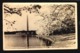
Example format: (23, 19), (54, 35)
(3, 2), (78, 50)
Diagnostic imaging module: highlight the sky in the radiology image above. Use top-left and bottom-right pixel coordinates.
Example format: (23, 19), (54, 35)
(3, 3), (53, 31)
(3, 3), (77, 32)
(3, 10), (43, 31)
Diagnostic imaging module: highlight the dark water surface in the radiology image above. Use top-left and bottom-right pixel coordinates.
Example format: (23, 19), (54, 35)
(3, 33), (76, 49)
(4, 34), (46, 49)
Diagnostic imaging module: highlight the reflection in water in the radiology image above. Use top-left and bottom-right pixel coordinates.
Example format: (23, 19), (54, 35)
(4, 34), (45, 49)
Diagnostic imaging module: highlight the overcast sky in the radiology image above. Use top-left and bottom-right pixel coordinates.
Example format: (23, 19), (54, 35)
(3, 3), (76, 31)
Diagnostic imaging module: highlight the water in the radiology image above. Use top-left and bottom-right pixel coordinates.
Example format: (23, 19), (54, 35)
(3, 34), (46, 49)
(3, 33), (76, 49)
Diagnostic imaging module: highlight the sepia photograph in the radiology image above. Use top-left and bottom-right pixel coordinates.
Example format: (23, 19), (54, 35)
(3, 2), (77, 50)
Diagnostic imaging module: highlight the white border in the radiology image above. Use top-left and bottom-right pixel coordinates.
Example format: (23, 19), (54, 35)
(2, 2), (78, 51)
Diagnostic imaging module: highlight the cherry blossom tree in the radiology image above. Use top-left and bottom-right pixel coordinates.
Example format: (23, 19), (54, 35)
(3, 4), (75, 36)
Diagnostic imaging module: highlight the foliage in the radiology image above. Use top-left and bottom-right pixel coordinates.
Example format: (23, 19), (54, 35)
(3, 4), (75, 36)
